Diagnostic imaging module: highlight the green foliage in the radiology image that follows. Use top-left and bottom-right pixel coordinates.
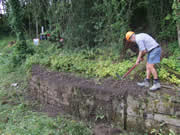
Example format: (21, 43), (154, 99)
(156, 0), (176, 40)
(95, 59), (134, 78)
(0, 91), (91, 135)
(0, 105), (91, 135)
(0, 36), (34, 72)
(167, 41), (180, 55)
(0, 35), (15, 49)
(159, 42), (180, 85)
(7, 0), (34, 66)
(150, 128), (176, 135)
(24, 41), (57, 70)
(8, 0), (23, 34)
(64, 0), (95, 48)
(0, 36), (17, 72)
(4, 0), (177, 49)
(162, 57), (180, 71)
(23, 40), (180, 85)
(0, 16), (11, 34)
(158, 18), (177, 40)
(159, 57), (180, 85)
(172, 0), (180, 23)
(0, 45), (92, 135)
(146, 0), (174, 36)
(24, 41), (135, 79)
(158, 67), (180, 85)
(92, 0), (129, 48)
(1, 34), (179, 85)
(1, 33), (179, 135)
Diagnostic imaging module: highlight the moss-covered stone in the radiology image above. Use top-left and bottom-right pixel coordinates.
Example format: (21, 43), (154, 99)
(29, 65), (180, 134)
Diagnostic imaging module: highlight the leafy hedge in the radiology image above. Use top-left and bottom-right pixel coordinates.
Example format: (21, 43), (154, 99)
(24, 41), (135, 78)
(1, 36), (179, 85)
(23, 41), (180, 86)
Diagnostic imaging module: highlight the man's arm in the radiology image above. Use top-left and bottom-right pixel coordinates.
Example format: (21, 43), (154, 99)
(136, 50), (147, 65)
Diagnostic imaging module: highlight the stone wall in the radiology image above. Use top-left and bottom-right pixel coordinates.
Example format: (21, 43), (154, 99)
(29, 65), (180, 134)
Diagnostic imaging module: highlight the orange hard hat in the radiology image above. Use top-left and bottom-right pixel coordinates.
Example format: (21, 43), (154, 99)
(126, 31), (134, 41)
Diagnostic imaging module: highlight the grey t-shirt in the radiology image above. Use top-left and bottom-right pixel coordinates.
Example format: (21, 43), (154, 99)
(135, 33), (159, 52)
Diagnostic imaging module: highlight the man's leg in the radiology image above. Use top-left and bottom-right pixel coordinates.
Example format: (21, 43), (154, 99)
(148, 63), (161, 90)
(147, 63), (158, 79)
(146, 63), (151, 79)
(137, 63), (151, 87)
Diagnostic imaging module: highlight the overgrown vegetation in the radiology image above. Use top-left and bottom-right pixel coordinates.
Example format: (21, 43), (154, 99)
(1, 36), (179, 85)
(0, 37), (92, 135)
(7, 0), (34, 66)
(21, 40), (180, 85)
(24, 41), (135, 78)
(0, 0), (180, 134)
(2, 0), (177, 47)
(0, 35), (179, 135)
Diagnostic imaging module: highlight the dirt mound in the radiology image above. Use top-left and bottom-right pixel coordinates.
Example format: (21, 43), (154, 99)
(31, 65), (147, 97)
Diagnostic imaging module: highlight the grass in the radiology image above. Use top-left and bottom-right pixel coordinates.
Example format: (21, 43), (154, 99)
(0, 36), (92, 135)
(0, 34), (15, 49)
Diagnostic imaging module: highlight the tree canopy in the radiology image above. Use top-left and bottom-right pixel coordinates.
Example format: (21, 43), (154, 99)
(1, 0), (179, 48)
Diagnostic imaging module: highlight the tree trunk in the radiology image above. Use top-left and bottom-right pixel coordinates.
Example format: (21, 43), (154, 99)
(174, 0), (180, 47)
(36, 18), (38, 38)
(177, 24), (180, 48)
(2, 0), (5, 12)
(29, 15), (31, 37)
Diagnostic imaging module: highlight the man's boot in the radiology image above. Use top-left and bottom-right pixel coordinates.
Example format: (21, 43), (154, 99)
(137, 79), (150, 87)
(150, 80), (161, 91)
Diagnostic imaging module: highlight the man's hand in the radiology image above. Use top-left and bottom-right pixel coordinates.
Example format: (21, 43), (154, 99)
(136, 59), (140, 65)
(136, 57), (144, 65)
(136, 50), (146, 65)
(140, 57), (144, 62)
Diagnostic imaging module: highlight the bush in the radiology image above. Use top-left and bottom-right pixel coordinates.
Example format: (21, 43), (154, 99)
(24, 40), (135, 79)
